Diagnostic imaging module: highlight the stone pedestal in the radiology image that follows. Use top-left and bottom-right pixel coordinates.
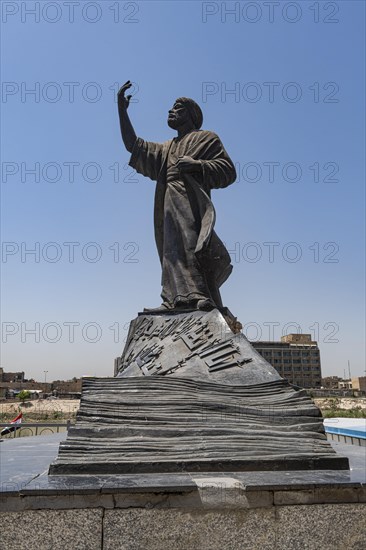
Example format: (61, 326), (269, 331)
(49, 376), (348, 475)
(50, 309), (348, 475)
(45, 307), (352, 549)
(1, 467), (366, 550)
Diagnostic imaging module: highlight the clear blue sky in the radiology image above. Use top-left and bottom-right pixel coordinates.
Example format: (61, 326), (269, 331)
(1, 0), (365, 381)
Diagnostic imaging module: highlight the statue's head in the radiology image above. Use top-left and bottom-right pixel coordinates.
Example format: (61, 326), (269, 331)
(168, 97), (203, 131)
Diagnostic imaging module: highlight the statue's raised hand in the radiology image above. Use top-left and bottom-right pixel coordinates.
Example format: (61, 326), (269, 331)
(118, 81), (133, 110)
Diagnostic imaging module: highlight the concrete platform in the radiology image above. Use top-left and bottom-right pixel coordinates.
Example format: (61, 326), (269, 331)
(1, 433), (365, 504)
(1, 434), (365, 549)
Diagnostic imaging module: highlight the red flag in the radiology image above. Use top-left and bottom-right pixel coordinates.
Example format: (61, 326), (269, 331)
(10, 412), (22, 424)
(1, 412), (23, 436)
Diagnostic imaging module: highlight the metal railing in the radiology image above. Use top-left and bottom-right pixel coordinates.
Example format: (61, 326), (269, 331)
(0, 422), (73, 438)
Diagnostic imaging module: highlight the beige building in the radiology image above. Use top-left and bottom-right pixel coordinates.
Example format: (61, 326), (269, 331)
(351, 377), (366, 392)
(252, 334), (322, 388)
(338, 379), (353, 390)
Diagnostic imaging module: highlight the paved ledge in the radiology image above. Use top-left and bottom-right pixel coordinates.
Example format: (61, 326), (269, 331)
(1, 434), (365, 549)
(0, 433), (365, 512)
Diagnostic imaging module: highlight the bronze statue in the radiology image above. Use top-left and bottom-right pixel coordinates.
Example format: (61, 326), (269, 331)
(118, 81), (237, 311)
(50, 83), (349, 477)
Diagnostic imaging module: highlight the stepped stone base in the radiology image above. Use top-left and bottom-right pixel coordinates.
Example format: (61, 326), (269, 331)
(50, 309), (348, 475)
(49, 376), (348, 475)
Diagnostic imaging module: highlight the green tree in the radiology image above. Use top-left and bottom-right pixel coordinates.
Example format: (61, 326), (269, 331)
(17, 390), (31, 404)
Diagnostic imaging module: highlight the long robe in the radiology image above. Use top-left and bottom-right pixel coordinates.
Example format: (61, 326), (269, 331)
(129, 129), (236, 308)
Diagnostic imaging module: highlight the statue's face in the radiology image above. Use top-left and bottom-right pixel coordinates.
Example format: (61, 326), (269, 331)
(167, 101), (190, 129)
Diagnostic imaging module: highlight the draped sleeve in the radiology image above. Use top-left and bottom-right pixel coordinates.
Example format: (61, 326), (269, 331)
(197, 131), (237, 190)
(129, 137), (164, 182)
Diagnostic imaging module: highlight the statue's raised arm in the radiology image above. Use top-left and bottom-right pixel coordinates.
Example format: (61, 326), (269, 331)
(117, 80), (137, 153)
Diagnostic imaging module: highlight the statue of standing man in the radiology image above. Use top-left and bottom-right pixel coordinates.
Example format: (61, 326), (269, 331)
(118, 81), (237, 312)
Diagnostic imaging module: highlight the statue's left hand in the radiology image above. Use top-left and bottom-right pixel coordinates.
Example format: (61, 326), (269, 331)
(176, 156), (201, 174)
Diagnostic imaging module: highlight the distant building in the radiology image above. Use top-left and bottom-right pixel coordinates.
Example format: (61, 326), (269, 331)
(0, 368), (25, 383)
(351, 377), (366, 392)
(338, 379), (353, 390)
(252, 334), (322, 388)
(0, 368), (82, 400)
(51, 379), (82, 395)
(321, 376), (365, 394)
(322, 376), (342, 389)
